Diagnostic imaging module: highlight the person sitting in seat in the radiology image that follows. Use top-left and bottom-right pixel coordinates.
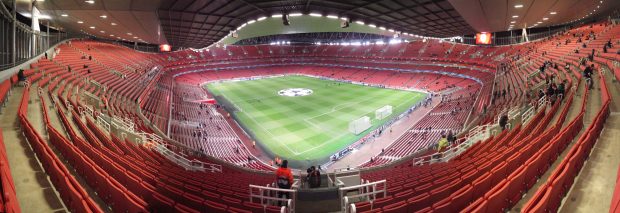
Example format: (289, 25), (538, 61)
(17, 69), (27, 86)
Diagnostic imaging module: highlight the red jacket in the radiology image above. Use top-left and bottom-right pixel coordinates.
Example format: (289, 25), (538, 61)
(275, 167), (293, 188)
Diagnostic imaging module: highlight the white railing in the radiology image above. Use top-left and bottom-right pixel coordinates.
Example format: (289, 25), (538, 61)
(84, 105), (94, 118)
(249, 184), (294, 213)
(341, 180), (387, 213)
(523, 96), (546, 124)
(112, 115), (135, 132)
(330, 168), (361, 188)
(508, 106), (521, 119)
(96, 114), (111, 132)
(412, 123), (495, 166)
(139, 132), (222, 172)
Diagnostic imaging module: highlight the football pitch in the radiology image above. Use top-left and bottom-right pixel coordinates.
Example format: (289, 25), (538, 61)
(206, 75), (425, 166)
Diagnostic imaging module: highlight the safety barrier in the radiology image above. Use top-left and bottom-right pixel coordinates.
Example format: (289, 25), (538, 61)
(249, 184), (293, 213)
(342, 180), (387, 213)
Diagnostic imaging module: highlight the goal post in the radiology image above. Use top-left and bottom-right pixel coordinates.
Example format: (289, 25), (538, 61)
(375, 105), (393, 120)
(349, 116), (371, 135)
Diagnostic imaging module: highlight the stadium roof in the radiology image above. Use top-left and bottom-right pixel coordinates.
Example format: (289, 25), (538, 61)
(14, 0), (620, 49)
(158, 0), (474, 48)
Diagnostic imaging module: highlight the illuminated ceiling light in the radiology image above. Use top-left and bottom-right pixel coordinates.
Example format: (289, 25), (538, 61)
(85, 0), (95, 4)
(543, 17), (548, 20)
(133, 36), (138, 39)
(537, 21), (542, 24)
(61, 14), (68, 17)
(77, 21), (84, 24)
(100, 15), (107, 18)
(512, 15), (519, 18)
(514, 4), (523, 8)
(379, 26), (386, 30)
(368, 24), (376, 28)
(289, 13), (302, 17)
(309, 13), (322, 17)
(355, 21), (365, 25)
(510, 21), (516, 23)
(89, 26), (95, 29)
(127, 33), (132, 35)
(271, 14), (282, 18)
(340, 17), (348, 21)
(326, 15), (338, 19)
(550, 11), (557, 15)
(111, 23), (117, 26)
(257, 16), (266, 21)
(388, 29), (394, 32)
(247, 20), (256, 24)
(100, 30), (104, 33)
(109, 34), (114, 36)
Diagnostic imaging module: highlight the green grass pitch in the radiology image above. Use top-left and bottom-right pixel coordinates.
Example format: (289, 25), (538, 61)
(207, 75), (425, 166)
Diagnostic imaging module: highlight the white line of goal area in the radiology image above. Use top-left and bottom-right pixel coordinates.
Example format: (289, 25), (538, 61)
(224, 87), (424, 157)
(217, 91), (302, 155)
(293, 93), (424, 156)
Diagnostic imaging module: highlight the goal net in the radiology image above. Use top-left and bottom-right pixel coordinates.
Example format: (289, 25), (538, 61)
(375, 105), (393, 120)
(349, 116), (372, 135)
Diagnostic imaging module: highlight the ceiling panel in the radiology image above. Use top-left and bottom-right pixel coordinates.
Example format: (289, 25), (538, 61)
(158, 0), (476, 49)
(449, 0), (620, 32)
(17, 0), (165, 44)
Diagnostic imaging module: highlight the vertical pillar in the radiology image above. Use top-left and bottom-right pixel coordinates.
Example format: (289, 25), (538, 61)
(46, 21), (49, 52)
(11, 0), (16, 65)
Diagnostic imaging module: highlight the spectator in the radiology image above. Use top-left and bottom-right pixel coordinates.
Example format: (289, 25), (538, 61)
(447, 131), (455, 144)
(67, 65), (72, 72)
(17, 69), (26, 82)
(499, 114), (509, 130)
(306, 166), (321, 188)
(275, 160), (294, 205)
(436, 135), (448, 151)
(603, 45), (608, 53)
(584, 64), (594, 90)
(538, 89), (545, 99)
(88, 55), (92, 60)
(557, 81), (565, 100)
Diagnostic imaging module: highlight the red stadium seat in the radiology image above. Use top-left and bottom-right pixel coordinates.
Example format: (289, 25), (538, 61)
(407, 193), (430, 212)
(471, 172), (492, 198)
(484, 179), (510, 212)
(431, 197), (452, 213)
(506, 165), (527, 206)
(382, 200), (407, 213)
(204, 200), (227, 213)
(175, 203), (201, 213)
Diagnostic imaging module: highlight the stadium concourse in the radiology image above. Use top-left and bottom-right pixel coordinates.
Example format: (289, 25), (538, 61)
(0, 0), (619, 212)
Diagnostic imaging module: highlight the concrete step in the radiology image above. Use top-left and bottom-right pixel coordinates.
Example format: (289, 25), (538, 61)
(0, 86), (67, 213)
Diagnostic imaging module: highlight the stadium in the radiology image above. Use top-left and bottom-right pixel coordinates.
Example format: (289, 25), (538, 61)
(0, 0), (618, 212)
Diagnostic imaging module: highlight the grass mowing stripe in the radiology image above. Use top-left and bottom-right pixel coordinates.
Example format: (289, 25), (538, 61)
(207, 75), (425, 167)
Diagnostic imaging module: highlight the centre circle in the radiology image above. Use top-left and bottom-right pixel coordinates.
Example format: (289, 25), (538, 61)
(278, 88), (313, 97)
